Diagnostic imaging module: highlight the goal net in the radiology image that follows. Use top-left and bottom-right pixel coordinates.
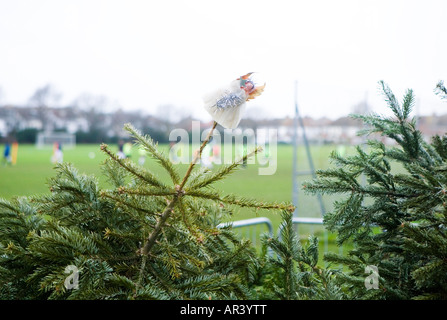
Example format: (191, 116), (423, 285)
(36, 132), (76, 149)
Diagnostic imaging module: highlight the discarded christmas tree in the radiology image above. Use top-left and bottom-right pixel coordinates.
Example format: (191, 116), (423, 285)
(0, 122), (292, 300)
(304, 81), (447, 299)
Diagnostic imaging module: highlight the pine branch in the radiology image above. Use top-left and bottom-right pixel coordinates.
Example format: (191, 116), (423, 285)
(101, 158), (127, 188)
(179, 121), (219, 189)
(124, 123), (181, 185)
(140, 121), (218, 258)
(104, 186), (176, 198)
(401, 88), (415, 119)
(100, 143), (167, 189)
(185, 189), (294, 212)
(186, 146), (263, 190)
(275, 211), (299, 299)
(99, 192), (163, 221)
(262, 211), (344, 300)
(435, 80), (447, 100)
(379, 80), (403, 120)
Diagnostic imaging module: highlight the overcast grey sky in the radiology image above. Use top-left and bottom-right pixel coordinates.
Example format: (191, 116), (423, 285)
(0, 0), (446, 121)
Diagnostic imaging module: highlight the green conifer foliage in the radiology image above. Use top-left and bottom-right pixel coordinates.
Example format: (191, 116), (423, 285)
(0, 122), (292, 300)
(257, 211), (344, 300)
(304, 81), (447, 299)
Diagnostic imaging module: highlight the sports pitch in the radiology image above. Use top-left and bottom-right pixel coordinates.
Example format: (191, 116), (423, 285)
(0, 142), (355, 242)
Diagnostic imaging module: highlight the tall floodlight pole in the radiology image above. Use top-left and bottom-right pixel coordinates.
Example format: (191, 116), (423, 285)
(292, 81), (326, 218)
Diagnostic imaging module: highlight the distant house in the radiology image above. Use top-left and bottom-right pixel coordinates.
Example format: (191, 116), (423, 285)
(0, 105), (445, 144)
(241, 116), (364, 144)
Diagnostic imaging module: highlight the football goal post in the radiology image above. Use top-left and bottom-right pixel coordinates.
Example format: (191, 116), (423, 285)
(36, 131), (76, 149)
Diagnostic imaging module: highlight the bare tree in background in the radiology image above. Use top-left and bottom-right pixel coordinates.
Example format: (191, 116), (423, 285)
(72, 93), (108, 127)
(71, 93), (110, 141)
(28, 84), (62, 132)
(72, 93), (107, 111)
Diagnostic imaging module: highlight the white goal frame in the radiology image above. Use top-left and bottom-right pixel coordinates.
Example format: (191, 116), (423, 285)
(36, 132), (76, 149)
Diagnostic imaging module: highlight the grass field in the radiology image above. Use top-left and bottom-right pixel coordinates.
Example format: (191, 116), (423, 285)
(0, 142), (356, 259)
